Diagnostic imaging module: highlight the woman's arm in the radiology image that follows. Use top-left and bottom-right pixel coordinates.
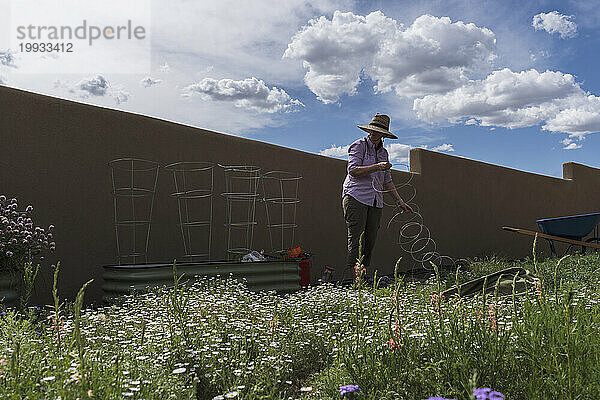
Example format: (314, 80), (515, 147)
(384, 181), (413, 212)
(350, 162), (392, 178)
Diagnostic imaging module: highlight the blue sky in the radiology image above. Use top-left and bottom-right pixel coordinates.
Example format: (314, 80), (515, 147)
(1, 0), (599, 178)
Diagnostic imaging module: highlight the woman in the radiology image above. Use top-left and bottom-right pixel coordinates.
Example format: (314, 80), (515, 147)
(341, 113), (413, 272)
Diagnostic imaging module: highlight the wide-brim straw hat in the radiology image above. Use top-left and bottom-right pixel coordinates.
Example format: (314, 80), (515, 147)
(357, 113), (398, 139)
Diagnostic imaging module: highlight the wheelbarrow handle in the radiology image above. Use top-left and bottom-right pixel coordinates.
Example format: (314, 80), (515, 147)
(502, 226), (600, 250)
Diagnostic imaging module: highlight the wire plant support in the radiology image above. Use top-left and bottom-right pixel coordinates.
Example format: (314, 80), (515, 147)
(109, 158), (159, 265)
(261, 170), (302, 255)
(165, 161), (215, 262)
(219, 165), (262, 260)
(376, 161), (467, 275)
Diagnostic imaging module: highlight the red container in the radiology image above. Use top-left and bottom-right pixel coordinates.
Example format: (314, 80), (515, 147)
(298, 256), (311, 287)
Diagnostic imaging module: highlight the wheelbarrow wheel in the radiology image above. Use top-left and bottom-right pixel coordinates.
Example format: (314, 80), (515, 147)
(583, 237), (600, 254)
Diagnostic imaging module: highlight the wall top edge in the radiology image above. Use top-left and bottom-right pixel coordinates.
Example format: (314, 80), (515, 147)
(410, 147), (599, 182)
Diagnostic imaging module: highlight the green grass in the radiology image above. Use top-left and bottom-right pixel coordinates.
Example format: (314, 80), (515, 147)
(1, 251), (600, 399)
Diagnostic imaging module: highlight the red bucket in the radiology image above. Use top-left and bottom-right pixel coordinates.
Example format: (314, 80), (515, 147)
(284, 247), (312, 287)
(298, 256), (311, 287)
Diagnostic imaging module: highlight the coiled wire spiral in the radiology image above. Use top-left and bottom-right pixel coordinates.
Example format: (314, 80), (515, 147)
(335, 161), (466, 283)
(376, 162), (467, 275)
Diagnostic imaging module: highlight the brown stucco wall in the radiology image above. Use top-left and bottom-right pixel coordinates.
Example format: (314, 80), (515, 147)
(1, 85), (599, 305)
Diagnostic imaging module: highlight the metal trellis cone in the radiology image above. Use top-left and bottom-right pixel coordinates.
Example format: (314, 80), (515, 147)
(109, 158), (159, 265)
(219, 165), (261, 260)
(261, 170), (302, 255)
(165, 161), (215, 262)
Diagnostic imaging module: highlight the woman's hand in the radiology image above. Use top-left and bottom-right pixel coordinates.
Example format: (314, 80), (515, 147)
(396, 199), (413, 213)
(376, 162), (392, 171)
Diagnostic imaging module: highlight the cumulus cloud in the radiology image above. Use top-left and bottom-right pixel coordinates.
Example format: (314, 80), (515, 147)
(68, 75), (130, 105)
(283, 11), (497, 103)
(0, 50), (16, 85)
(319, 141), (429, 164)
(561, 137), (584, 150)
(432, 143), (455, 152)
(529, 50), (550, 63)
(385, 143), (412, 163)
(77, 75), (110, 96)
(564, 142), (582, 150)
(182, 77), (304, 113)
(413, 68), (600, 139)
(113, 89), (130, 105)
(542, 101), (600, 135)
(0, 50), (17, 68)
(319, 144), (350, 158)
(153, 0), (351, 83)
(319, 142), (412, 163)
(140, 77), (163, 87)
(533, 11), (577, 39)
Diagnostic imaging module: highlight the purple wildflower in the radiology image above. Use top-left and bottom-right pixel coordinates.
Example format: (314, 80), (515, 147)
(473, 388), (504, 400)
(339, 384), (361, 396)
(0, 194), (55, 270)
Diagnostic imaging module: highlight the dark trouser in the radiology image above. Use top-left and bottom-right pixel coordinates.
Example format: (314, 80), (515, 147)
(342, 194), (382, 270)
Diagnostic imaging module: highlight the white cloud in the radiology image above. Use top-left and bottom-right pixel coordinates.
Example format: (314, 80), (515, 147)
(386, 143), (412, 163)
(0, 50), (17, 85)
(283, 11), (497, 103)
(66, 75), (130, 105)
(153, 0), (350, 84)
(542, 102), (600, 136)
(113, 89), (130, 105)
(432, 143), (455, 152)
(0, 50), (17, 68)
(532, 11), (577, 39)
(140, 77), (163, 87)
(564, 142), (582, 150)
(2, 1), (353, 136)
(319, 141), (418, 164)
(529, 50), (550, 63)
(181, 77), (304, 113)
(413, 68), (600, 138)
(77, 75), (109, 96)
(319, 144), (350, 158)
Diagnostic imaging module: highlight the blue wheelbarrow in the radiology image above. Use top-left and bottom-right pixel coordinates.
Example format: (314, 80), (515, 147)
(503, 212), (600, 256)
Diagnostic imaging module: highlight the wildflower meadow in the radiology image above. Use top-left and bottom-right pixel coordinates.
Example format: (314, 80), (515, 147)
(1, 247), (600, 399)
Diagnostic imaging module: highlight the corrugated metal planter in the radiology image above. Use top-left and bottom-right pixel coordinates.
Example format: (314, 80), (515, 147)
(0, 271), (21, 308)
(102, 260), (300, 303)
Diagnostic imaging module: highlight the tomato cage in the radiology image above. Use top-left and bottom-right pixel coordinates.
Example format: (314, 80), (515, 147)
(261, 170), (302, 256)
(108, 158), (160, 265)
(164, 162), (215, 262)
(219, 165), (262, 261)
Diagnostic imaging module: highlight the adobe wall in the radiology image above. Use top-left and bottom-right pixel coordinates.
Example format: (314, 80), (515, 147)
(1, 86), (599, 304)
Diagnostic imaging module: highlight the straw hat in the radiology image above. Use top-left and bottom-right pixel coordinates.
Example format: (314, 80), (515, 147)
(357, 113), (398, 139)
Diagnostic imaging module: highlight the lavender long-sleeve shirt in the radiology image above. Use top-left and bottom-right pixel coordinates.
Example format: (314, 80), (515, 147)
(341, 136), (392, 208)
